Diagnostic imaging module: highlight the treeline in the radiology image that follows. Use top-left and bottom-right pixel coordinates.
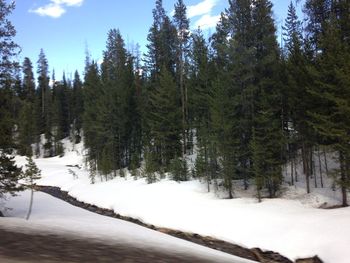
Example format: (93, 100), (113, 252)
(16, 51), (84, 157)
(1, 0), (350, 206)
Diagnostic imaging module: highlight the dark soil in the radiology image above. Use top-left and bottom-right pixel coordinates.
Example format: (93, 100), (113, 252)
(35, 185), (323, 263)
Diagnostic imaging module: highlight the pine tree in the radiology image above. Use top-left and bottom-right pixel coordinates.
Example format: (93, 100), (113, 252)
(59, 73), (70, 139)
(18, 58), (37, 156)
(22, 57), (36, 103)
(148, 66), (182, 168)
(0, 0), (20, 86)
(145, 0), (167, 79)
(83, 61), (102, 176)
(98, 29), (135, 175)
(36, 49), (52, 157)
(211, 12), (230, 71)
(170, 157), (188, 181)
(227, 0), (256, 189)
(250, 0), (284, 197)
(308, 13), (350, 206)
(143, 1), (179, 174)
(50, 72), (70, 156)
(0, 0), (22, 205)
(283, 1), (315, 193)
(211, 77), (237, 198)
(304, 0), (332, 53)
(23, 156), (41, 220)
(190, 29), (212, 187)
(0, 154), (23, 201)
(174, 0), (190, 156)
(71, 71), (84, 144)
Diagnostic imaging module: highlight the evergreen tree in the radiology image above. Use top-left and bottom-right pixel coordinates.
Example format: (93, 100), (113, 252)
(250, 0), (284, 197)
(308, 13), (350, 206)
(145, 0), (167, 79)
(190, 29), (212, 187)
(22, 57), (36, 103)
(0, 0), (20, 86)
(148, 66), (182, 168)
(169, 157), (188, 181)
(143, 0), (179, 174)
(59, 73), (70, 139)
(18, 58), (37, 156)
(304, 0), (332, 53)
(211, 12), (230, 71)
(98, 29), (134, 175)
(227, 0), (256, 189)
(0, 0), (22, 205)
(36, 49), (52, 157)
(23, 156), (41, 220)
(174, 0), (190, 156)
(83, 61), (102, 177)
(51, 72), (70, 155)
(208, 13), (232, 195)
(211, 77), (237, 198)
(0, 154), (23, 200)
(71, 71), (84, 144)
(283, 1), (314, 193)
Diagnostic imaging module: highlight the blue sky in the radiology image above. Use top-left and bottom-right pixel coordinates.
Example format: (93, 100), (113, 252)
(10, 0), (303, 80)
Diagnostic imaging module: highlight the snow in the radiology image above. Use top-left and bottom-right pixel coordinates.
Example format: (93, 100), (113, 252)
(1, 191), (254, 263)
(10, 139), (350, 263)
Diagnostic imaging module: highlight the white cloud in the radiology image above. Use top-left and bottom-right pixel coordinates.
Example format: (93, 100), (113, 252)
(29, 0), (84, 18)
(52, 0), (84, 7)
(194, 14), (220, 30)
(187, 0), (218, 18)
(30, 3), (66, 18)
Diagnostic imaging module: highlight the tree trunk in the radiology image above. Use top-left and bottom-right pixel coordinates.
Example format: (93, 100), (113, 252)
(257, 189), (262, 203)
(313, 150), (318, 188)
(340, 152), (348, 207)
(204, 143), (210, 193)
(291, 156), (294, 185)
(179, 43), (186, 158)
(228, 185), (233, 199)
(243, 160), (249, 190)
(317, 146), (324, 188)
(294, 157), (298, 182)
(302, 143), (310, 194)
(26, 187), (34, 220)
(310, 147), (314, 178)
(302, 145), (307, 175)
(323, 147), (334, 191)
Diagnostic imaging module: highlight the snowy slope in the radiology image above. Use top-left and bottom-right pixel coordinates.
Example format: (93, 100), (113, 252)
(12, 141), (350, 263)
(1, 191), (254, 263)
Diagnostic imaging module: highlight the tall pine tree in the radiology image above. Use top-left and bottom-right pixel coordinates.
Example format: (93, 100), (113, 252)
(0, 0), (22, 205)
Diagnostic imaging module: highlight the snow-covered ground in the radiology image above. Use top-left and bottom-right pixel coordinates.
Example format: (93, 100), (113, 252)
(9, 140), (350, 263)
(1, 191), (254, 263)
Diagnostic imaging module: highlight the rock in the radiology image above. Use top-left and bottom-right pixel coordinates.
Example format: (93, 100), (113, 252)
(251, 248), (293, 263)
(296, 256), (323, 263)
(0, 210), (4, 217)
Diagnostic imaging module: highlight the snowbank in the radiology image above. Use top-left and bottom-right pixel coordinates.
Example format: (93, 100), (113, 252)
(2, 191), (253, 263)
(13, 142), (350, 263)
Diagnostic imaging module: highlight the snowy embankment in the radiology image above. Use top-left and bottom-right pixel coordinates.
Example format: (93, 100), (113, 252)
(12, 141), (350, 263)
(1, 191), (253, 263)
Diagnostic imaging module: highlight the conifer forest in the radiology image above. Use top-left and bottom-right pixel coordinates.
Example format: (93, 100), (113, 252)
(1, 0), (350, 207)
